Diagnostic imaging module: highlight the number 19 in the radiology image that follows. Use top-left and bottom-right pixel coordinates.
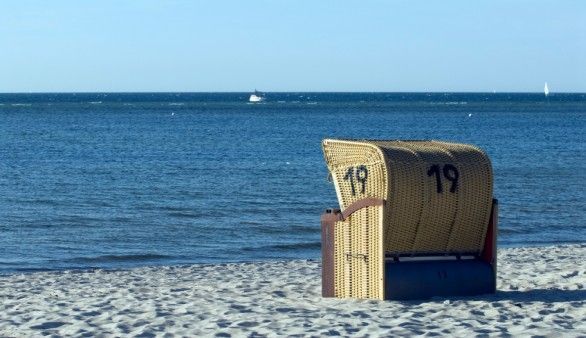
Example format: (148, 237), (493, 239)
(344, 165), (368, 196)
(427, 164), (459, 193)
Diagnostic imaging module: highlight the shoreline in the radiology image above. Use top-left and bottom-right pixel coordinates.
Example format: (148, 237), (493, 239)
(4, 240), (583, 277)
(1, 244), (584, 337)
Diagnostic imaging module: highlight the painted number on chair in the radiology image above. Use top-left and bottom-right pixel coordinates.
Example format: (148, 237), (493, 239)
(344, 166), (368, 196)
(427, 164), (459, 193)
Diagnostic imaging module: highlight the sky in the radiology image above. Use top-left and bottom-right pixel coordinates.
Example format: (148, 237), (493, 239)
(0, 1), (584, 92)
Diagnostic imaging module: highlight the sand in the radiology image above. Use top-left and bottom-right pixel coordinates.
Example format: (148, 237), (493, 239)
(1, 244), (584, 337)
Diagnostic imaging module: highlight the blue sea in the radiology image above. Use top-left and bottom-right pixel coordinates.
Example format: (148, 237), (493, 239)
(1, 93), (585, 273)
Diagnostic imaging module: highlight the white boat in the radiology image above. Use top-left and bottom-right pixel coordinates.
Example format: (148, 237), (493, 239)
(544, 82), (549, 96)
(249, 90), (264, 103)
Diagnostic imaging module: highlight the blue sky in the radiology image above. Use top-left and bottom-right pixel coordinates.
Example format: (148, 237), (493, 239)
(0, 1), (584, 92)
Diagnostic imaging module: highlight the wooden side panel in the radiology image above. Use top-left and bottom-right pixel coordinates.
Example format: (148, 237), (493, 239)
(481, 199), (498, 266)
(481, 199), (498, 292)
(321, 210), (339, 297)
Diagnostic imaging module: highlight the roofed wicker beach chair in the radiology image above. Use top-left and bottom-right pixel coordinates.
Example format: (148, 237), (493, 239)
(321, 139), (498, 300)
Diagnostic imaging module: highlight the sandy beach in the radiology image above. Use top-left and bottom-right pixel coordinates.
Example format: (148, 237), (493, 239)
(1, 244), (584, 337)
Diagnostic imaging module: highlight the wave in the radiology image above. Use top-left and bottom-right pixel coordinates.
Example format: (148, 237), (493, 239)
(498, 227), (531, 234)
(67, 253), (172, 264)
(167, 211), (207, 219)
(501, 239), (586, 247)
(6, 267), (55, 274)
(25, 198), (62, 206)
(256, 225), (318, 235)
(269, 242), (321, 250)
(242, 241), (321, 252)
(158, 206), (208, 219)
(239, 220), (263, 226)
(425, 101), (468, 106)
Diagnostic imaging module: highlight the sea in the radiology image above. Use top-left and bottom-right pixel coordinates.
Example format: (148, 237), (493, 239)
(1, 92), (585, 273)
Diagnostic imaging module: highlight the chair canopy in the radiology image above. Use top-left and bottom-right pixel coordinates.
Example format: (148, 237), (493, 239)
(323, 139), (494, 256)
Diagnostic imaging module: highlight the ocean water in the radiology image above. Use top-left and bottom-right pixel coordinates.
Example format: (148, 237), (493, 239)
(1, 93), (585, 273)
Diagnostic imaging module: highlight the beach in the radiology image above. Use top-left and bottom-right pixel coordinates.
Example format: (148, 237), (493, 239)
(0, 244), (584, 337)
(1, 1), (584, 336)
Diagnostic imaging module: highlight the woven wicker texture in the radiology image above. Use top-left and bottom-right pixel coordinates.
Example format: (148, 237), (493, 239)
(322, 139), (493, 299)
(333, 206), (384, 299)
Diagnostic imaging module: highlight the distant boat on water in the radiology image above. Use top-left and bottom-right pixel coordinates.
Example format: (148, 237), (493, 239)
(544, 82), (549, 96)
(249, 90), (265, 103)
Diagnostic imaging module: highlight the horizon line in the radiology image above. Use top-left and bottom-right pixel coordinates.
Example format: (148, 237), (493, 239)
(1, 91), (585, 95)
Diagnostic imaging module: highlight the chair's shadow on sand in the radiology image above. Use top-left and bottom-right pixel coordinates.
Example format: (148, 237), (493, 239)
(403, 289), (586, 305)
(487, 289), (586, 303)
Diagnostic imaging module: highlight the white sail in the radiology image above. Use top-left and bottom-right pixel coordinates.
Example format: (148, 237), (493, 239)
(544, 82), (549, 96)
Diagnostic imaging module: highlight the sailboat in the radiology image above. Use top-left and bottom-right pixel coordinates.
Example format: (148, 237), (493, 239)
(544, 82), (549, 96)
(249, 89), (265, 103)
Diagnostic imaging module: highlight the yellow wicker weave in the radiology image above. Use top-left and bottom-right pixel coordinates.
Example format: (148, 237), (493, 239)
(333, 205), (384, 299)
(322, 139), (493, 299)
